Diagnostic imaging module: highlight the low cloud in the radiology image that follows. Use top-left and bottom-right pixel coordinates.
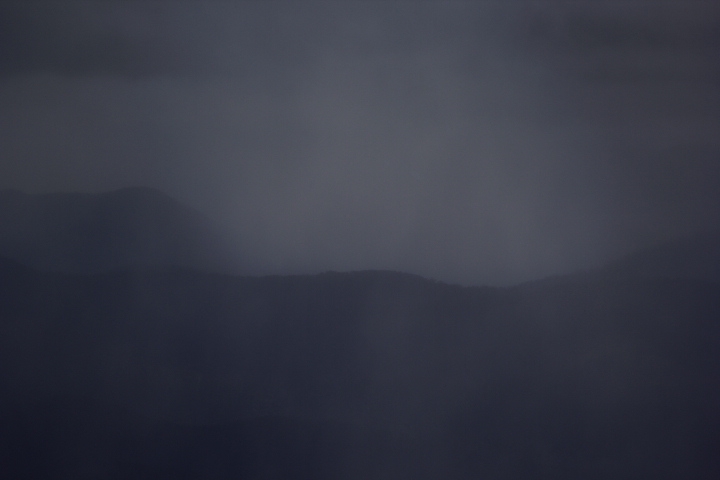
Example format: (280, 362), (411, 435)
(1, 2), (718, 285)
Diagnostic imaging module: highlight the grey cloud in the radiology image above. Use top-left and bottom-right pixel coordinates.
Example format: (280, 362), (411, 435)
(521, 4), (719, 51)
(0, 2), (510, 79)
(0, 2), (334, 78)
(1, 2), (719, 285)
(519, 3), (720, 86)
(0, 3), (194, 77)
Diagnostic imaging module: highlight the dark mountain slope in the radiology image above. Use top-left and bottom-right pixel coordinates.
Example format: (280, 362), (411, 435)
(0, 187), (240, 273)
(1, 253), (719, 478)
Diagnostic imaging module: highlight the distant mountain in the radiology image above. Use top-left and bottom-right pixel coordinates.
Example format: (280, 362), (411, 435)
(602, 230), (720, 282)
(1, 256), (719, 478)
(0, 187), (241, 273)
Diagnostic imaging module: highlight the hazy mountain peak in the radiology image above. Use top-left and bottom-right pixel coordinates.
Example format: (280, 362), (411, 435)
(0, 187), (242, 274)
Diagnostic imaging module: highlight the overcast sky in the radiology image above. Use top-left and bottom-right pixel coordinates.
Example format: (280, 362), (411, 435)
(1, 1), (718, 285)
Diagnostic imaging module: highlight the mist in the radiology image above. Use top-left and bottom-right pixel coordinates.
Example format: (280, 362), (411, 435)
(1, 1), (718, 285)
(2, 3), (720, 477)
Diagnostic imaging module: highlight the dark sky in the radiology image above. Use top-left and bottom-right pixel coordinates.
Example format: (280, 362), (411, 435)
(1, 1), (719, 285)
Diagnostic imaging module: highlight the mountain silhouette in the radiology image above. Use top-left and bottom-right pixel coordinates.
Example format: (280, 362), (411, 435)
(1, 230), (719, 478)
(0, 187), (241, 274)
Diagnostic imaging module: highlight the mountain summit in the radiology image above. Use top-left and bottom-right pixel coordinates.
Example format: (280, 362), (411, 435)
(1, 250), (719, 478)
(0, 187), (241, 273)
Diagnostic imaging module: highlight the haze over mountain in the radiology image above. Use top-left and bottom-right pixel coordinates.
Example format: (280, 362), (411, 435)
(0, 187), (242, 274)
(2, 2), (719, 285)
(1, 2), (720, 478)
(1, 231), (718, 478)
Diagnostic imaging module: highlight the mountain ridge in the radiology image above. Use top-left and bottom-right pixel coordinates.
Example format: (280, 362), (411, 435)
(2, 247), (719, 477)
(1, 192), (719, 478)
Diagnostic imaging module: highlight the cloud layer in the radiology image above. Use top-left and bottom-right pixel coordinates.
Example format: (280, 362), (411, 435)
(1, 1), (718, 285)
